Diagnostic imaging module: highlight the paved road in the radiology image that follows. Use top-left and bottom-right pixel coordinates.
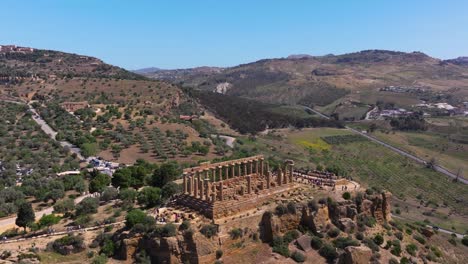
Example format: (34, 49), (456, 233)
(302, 106), (467, 184)
(27, 103), (84, 160)
(392, 214), (465, 238)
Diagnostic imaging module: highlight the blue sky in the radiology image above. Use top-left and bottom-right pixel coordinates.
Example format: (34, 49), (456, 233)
(2, 0), (468, 69)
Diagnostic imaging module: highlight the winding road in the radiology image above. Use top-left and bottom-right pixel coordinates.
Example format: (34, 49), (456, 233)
(303, 106), (467, 184)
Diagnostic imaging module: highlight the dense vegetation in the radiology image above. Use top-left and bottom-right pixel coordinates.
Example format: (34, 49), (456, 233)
(186, 89), (343, 134)
(0, 102), (79, 217)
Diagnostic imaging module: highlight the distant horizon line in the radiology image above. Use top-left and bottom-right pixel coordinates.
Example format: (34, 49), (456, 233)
(2, 43), (466, 71)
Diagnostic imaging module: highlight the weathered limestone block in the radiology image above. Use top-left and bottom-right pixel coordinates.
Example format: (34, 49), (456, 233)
(338, 218), (356, 233)
(296, 235), (312, 252)
(339, 246), (372, 264)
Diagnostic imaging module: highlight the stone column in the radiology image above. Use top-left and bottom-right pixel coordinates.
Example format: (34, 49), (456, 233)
(183, 173), (187, 194)
(199, 175), (204, 199)
(238, 163), (242, 176)
(212, 168), (216, 182)
(193, 173), (198, 197)
(231, 164), (235, 178)
(277, 168), (283, 186)
(260, 159), (264, 176)
(218, 166), (222, 181)
(219, 181), (223, 201)
(205, 179), (211, 201)
(255, 160), (259, 174)
(249, 161), (253, 175)
(224, 166), (229, 180)
(266, 171), (271, 189)
(243, 162), (247, 176)
(289, 164), (294, 183)
(211, 184), (217, 202)
(247, 175), (252, 194)
(284, 165), (288, 184)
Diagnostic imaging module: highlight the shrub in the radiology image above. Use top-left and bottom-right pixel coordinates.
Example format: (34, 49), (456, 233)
(373, 234), (384, 245)
(363, 238), (380, 252)
(327, 227), (340, 238)
(92, 254), (108, 264)
(216, 249), (223, 259)
(406, 243), (417, 256)
(160, 223), (177, 237)
(271, 236), (290, 257)
(318, 243), (338, 262)
(283, 230), (300, 243)
(200, 224), (218, 238)
(388, 257), (399, 264)
(448, 237), (457, 246)
(179, 220), (191, 231)
(395, 232), (403, 240)
(310, 236), (323, 249)
(355, 232), (364, 240)
(390, 243), (401, 256)
(333, 236), (360, 249)
(400, 257), (410, 264)
(50, 235), (85, 255)
(461, 236), (468, 247)
(413, 234), (426, 245)
(125, 209), (147, 229)
(229, 228), (243, 239)
(342, 192), (351, 200)
(76, 197), (99, 216)
(291, 251), (306, 263)
(38, 214), (61, 228)
(275, 204), (288, 216)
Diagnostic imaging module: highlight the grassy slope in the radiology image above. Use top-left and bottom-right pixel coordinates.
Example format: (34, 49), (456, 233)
(236, 128), (468, 232)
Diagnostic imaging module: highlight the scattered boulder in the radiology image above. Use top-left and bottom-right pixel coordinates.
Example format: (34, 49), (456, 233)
(296, 235), (312, 252)
(340, 246), (372, 264)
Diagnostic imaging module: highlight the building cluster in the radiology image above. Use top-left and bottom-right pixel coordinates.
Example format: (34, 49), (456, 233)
(85, 157), (120, 176)
(379, 85), (429, 94)
(0, 45), (34, 53)
(367, 107), (414, 120)
(414, 102), (468, 116)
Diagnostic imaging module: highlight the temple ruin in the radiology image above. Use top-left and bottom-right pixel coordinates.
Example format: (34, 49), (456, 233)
(176, 155), (297, 219)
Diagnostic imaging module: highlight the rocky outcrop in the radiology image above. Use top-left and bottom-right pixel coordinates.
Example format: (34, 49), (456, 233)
(358, 191), (392, 224)
(115, 232), (216, 264)
(339, 246), (372, 264)
(260, 212), (302, 242)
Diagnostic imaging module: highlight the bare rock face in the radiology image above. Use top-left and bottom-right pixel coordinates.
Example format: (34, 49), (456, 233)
(339, 246), (372, 264)
(359, 191), (392, 224)
(338, 218), (356, 233)
(114, 235), (141, 262)
(314, 205), (331, 231)
(260, 212), (302, 242)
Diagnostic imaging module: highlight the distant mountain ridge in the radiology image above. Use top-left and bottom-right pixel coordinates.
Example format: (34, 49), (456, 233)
(138, 49), (468, 108)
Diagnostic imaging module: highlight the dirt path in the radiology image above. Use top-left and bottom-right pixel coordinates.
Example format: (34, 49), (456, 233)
(0, 194), (91, 233)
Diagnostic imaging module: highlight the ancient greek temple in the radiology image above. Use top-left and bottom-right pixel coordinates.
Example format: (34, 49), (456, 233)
(177, 155), (296, 219)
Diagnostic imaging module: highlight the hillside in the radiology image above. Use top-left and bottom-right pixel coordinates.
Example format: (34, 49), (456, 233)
(0, 45), (143, 80)
(139, 50), (468, 111)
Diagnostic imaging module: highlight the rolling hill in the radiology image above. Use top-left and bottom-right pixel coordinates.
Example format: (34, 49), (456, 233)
(139, 50), (468, 110)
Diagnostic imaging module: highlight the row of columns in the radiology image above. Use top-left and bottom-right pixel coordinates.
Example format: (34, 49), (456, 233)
(182, 158), (266, 201)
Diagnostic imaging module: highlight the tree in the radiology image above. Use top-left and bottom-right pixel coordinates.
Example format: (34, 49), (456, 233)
(161, 182), (180, 199)
(38, 214), (61, 228)
(118, 188), (137, 205)
(125, 209), (147, 228)
(111, 168), (133, 189)
(53, 198), (75, 214)
(16, 202), (35, 231)
(101, 187), (118, 202)
(44, 180), (65, 203)
(89, 171), (111, 193)
(137, 187), (162, 208)
(76, 197), (99, 216)
(151, 162), (181, 188)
